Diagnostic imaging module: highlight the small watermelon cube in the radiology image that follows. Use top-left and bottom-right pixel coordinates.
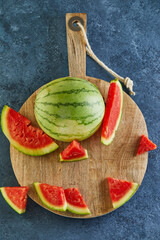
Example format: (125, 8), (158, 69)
(60, 140), (88, 162)
(137, 135), (157, 155)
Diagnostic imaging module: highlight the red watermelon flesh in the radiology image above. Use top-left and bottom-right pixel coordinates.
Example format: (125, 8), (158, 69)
(0, 186), (29, 214)
(60, 140), (88, 162)
(64, 188), (91, 215)
(34, 183), (67, 211)
(137, 135), (157, 155)
(1, 105), (58, 156)
(107, 177), (138, 209)
(101, 80), (123, 145)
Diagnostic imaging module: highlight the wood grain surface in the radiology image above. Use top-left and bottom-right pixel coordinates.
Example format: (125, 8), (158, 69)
(10, 13), (148, 218)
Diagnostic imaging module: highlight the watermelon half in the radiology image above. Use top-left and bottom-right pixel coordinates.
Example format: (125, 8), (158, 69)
(101, 80), (123, 145)
(60, 140), (88, 162)
(137, 135), (157, 155)
(1, 105), (59, 156)
(0, 186), (29, 214)
(107, 177), (138, 209)
(34, 183), (67, 211)
(35, 77), (105, 142)
(64, 188), (91, 215)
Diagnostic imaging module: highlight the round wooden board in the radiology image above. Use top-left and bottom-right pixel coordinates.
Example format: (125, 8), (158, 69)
(10, 76), (148, 219)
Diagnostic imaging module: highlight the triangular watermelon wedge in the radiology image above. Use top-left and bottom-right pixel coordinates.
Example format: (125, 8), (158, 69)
(34, 183), (67, 211)
(60, 140), (88, 162)
(1, 105), (59, 156)
(101, 80), (123, 145)
(107, 177), (138, 209)
(64, 188), (91, 215)
(137, 135), (157, 155)
(0, 186), (29, 214)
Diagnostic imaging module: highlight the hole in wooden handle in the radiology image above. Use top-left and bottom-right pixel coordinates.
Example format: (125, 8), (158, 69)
(68, 16), (84, 31)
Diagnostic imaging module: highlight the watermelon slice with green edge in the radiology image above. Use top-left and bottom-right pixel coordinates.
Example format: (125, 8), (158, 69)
(107, 177), (138, 209)
(0, 186), (29, 214)
(137, 135), (157, 155)
(101, 79), (123, 145)
(60, 140), (88, 162)
(64, 188), (91, 215)
(1, 105), (59, 156)
(34, 183), (67, 211)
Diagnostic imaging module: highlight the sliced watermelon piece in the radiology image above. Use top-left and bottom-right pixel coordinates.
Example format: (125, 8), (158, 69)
(107, 177), (138, 209)
(101, 80), (123, 145)
(0, 186), (29, 214)
(1, 105), (59, 156)
(137, 135), (157, 155)
(60, 140), (88, 162)
(64, 188), (91, 215)
(34, 183), (67, 211)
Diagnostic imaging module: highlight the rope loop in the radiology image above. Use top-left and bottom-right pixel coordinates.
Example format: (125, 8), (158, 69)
(77, 22), (135, 96)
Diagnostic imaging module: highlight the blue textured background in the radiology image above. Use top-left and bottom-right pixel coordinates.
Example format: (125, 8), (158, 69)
(0, 1), (160, 239)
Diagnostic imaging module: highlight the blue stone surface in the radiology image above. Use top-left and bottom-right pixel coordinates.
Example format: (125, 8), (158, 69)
(0, 0), (160, 239)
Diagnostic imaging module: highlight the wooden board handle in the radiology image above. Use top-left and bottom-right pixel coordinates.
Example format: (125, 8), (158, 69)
(66, 13), (87, 78)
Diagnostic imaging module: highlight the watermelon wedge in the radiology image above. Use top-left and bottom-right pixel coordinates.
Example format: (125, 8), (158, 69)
(1, 105), (59, 156)
(0, 186), (29, 214)
(64, 188), (91, 215)
(107, 177), (138, 209)
(137, 135), (157, 155)
(60, 140), (88, 162)
(101, 80), (123, 145)
(34, 183), (67, 211)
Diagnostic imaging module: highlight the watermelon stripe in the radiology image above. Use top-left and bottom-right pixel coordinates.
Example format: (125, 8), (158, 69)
(41, 88), (99, 99)
(77, 112), (104, 125)
(34, 110), (64, 127)
(36, 101), (102, 108)
(36, 114), (102, 141)
(35, 106), (62, 118)
(36, 107), (103, 126)
(35, 105), (101, 120)
(38, 77), (98, 94)
(36, 119), (85, 137)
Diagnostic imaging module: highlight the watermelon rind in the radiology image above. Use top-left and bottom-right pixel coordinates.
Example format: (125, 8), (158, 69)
(111, 182), (139, 209)
(34, 182), (67, 211)
(35, 77), (105, 142)
(1, 105), (59, 156)
(101, 79), (123, 146)
(0, 187), (26, 214)
(59, 149), (88, 162)
(66, 202), (91, 215)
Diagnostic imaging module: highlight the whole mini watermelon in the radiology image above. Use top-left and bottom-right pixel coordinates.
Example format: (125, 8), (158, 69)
(35, 77), (105, 142)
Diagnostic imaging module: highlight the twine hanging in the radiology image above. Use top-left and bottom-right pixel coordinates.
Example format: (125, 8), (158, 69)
(77, 22), (135, 96)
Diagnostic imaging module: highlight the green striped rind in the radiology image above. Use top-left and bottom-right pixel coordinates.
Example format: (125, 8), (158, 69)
(0, 187), (26, 214)
(60, 149), (88, 162)
(35, 77), (105, 142)
(34, 183), (67, 211)
(1, 105), (59, 156)
(66, 202), (91, 215)
(112, 183), (139, 209)
(101, 79), (123, 145)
